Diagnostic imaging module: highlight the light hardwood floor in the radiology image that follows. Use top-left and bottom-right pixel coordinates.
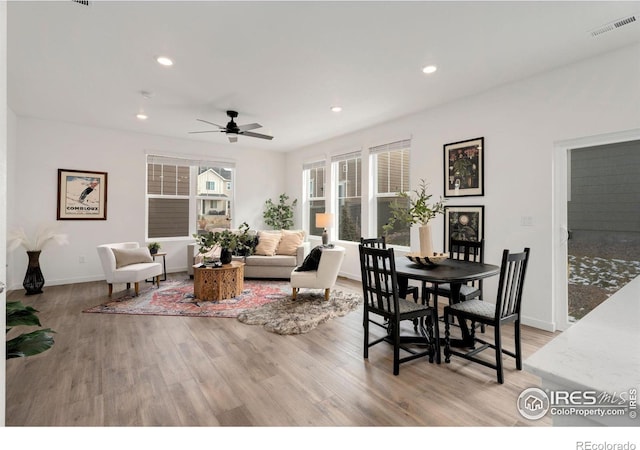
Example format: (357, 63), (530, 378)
(5, 273), (557, 427)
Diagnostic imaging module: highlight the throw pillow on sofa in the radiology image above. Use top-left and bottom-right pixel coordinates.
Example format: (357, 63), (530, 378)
(276, 229), (305, 256)
(294, 245), (323, 272)
(254, 231), (282, 256)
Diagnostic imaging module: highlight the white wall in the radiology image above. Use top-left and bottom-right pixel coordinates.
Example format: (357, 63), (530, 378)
(1, 0), (7, 426)
(285, 43), (640, 332)
(6, 119), (287, 289)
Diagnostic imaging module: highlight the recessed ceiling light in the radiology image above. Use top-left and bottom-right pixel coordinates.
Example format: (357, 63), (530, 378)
(422, 65), (437, 74)
(330, 106), (343, 113)
(156, 56), (173, 67)
(136, 113), (148, 120)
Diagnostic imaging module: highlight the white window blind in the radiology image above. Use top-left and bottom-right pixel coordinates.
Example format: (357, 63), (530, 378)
(369, 139), (411, 155)
(331, 150), (362, 163)
(302, 160), (326, 170)
(146, 154), (236, 169)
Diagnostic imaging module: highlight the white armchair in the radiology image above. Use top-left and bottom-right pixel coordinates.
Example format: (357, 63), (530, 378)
(97, 242), (162, 297)
(290, 245), (345, 301)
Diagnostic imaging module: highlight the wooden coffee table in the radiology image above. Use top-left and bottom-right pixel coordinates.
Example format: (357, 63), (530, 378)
(192, 261), (245, 301)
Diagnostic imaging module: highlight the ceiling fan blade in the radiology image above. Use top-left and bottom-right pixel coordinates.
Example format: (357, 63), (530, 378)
(188, 130), (222, 134)
(241, 131), (274, 140)
(196, 118), (224, 128)
(237, 123), (262, 132)
(228, 136), (238, 143)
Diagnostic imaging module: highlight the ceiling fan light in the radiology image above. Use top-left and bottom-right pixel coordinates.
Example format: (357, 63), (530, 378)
(330, 106), (342, 113)
(136, 113), (148, 120)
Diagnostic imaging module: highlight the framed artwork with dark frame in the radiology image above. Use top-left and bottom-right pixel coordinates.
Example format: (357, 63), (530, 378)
(57, 169), (108, 220)
(444, 137), (484, 197)
(444, 205), (484, 252)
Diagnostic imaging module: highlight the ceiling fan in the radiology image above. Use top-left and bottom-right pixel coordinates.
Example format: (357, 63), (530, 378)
(189, 110), (273, 143)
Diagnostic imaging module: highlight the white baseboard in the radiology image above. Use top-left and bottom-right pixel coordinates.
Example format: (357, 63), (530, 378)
(521, 314), (556, 332)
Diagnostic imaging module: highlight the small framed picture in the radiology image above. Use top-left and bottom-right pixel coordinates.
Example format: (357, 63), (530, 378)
(57, 169), (108, 220)
(444, 137), (484, 197)
(444, 205), (484, 252)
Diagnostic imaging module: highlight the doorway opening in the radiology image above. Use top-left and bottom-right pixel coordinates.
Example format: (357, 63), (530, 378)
(567, 140), (640, 321)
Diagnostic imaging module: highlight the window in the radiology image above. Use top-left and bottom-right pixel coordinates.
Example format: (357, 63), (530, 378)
(303, 161), (326, 236)
(332, 151), (362, 242)
(147, 155), (234, 239)
(371, 140), (411, 246)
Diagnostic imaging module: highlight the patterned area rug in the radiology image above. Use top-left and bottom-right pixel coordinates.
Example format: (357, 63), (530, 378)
(83, 278), (292, 318)
(84, 278), (363, 333)
(237, 289), (362, 334)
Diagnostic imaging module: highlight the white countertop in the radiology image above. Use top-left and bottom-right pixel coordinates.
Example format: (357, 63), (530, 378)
(525, 275), (640, 394)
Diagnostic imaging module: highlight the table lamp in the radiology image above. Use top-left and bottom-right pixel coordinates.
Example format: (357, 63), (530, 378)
(315, 213), (334, 246)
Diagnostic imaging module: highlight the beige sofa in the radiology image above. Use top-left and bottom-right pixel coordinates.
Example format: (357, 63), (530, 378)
(187, 229), (310, 279)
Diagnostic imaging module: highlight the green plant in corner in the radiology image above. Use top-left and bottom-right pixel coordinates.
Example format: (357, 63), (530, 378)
(263, 193), (298, 230)
(383, 179), (446, 235)
(6, 300), (55, 359)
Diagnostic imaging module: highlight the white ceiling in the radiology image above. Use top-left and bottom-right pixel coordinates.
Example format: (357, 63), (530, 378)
(8, 1), (640, 152)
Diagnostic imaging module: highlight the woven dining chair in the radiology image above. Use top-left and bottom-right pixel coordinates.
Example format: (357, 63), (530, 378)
(359, 244), (437, 375)
(443, 248), (530, 384)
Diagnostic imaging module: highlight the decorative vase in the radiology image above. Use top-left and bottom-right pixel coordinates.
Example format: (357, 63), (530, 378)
(23, 250), (45, 295)
(220, 248), (233, 265)
(150, 248), (158, 255)
(419, 224), (434, 256)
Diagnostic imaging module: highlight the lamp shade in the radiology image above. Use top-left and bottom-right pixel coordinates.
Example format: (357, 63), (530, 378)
(315, 213), (334, 229)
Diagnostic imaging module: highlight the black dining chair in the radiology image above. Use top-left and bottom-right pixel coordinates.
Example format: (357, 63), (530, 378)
(424, 238), (485, 305)
(359, 244), (437, 375)
(443, 247), (530, 384)
(360, 237), (419, 301)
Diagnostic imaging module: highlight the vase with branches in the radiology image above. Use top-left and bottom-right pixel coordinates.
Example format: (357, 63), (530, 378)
(383, 179), (446, 255)
(193, 222), (254, 264)
(7, 223), (69, 295)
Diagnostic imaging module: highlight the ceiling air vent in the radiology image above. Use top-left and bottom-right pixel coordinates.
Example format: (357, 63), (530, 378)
(71, 0), (90, 5)
(589, 14), (637, 37)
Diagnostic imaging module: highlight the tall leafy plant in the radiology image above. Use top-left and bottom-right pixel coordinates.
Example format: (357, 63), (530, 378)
(383, 179), (446, 234)
(263, 193), (298, 230)
(6, 301), (55, 359)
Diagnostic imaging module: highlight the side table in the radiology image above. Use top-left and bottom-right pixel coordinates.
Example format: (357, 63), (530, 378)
(147, 251), (167, 282)
(193, 261), (245, 301)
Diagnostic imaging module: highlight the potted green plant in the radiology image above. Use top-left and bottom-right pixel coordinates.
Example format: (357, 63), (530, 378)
(383, 179), (446, 255)
(6, 300), (55, 359)
(148, 242), (161, 255)
(194, 222), (255, 264)
(263, 193), (297, 230)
